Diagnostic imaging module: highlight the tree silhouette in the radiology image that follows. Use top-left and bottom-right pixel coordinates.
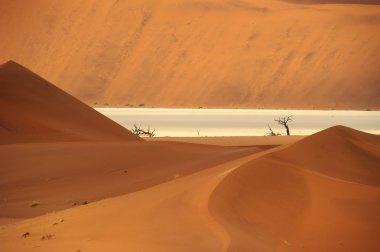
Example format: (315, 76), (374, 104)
(274, 115), (293, 136)
(130, 124), (155, 137)
(265, 124), (281, 136)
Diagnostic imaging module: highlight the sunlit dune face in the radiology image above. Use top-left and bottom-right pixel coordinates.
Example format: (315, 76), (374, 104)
(0, 1), (380, 251)
(0, 0), (379, 109)
(283, 0), (380, 4)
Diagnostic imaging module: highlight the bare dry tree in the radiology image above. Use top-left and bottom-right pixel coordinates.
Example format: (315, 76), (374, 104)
(274, 115), (293, 136)
(265, 124), (281, 136)
(130, 124), (155, 137)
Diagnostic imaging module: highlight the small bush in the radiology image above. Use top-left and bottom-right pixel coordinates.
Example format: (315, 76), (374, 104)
(30, 201), (39, 207)
(21, 232), (30, 238)
(130, 124), (155, 137)
(41, 234), (54, 240)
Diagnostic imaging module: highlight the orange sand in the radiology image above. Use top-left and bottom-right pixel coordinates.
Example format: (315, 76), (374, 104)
(1, 126), (379, 252)
(0, 0), (379, 109)
(0, 60), (379, 250)
(0, 61), (140, 144)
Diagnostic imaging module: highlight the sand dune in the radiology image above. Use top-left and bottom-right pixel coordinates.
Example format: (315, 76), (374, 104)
(267, 125), (380, 185)
(0, 0), (379, 109)
(0, 63), (265, 219)
(1, 126), (379, 251)
(1, 0), (379, 249)
(210, 126), (380, 251)
(0, 141), (262, 219)
(285, 0), (380, 4)
(0, 61), (140, 144)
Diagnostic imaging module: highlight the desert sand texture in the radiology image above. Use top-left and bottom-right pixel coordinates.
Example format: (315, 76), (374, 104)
(0, 61), (140, 144)
(1, 62), (380, 251)
(0, 0), (379, 109)
(1, 125), (379, 251)
(0, 61), (266, 220)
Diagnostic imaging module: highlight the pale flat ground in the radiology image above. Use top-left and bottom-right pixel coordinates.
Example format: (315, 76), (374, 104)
(97, 108), (380, 137)
(0, 0), (379, 109)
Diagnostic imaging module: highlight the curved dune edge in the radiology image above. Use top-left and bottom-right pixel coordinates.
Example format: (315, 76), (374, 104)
(0, 126), (379, 251)
(0, 152), (270, 252)
(0, 60), (141, 144)
(0, 141), (264, 219)
(209, 126), (380, 251)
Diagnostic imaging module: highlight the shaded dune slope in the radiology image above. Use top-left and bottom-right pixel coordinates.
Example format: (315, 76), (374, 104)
(210, 126), (380, 251)
(0, 0), (379, 109)
(0, 155), (257, 252)
(0, 141), (263, 218)
(0, 61), (140, 144)
(0, 61), (266, 219)
(0, 127), (379, 251)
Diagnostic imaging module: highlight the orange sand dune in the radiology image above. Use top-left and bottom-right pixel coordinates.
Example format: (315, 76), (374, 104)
(285, 0), (380, 4)
(0, 140), (262, 219)
(1, 126), (379, 252)
(0, 152), (271, 252)
(0, 0), (379, 109)
(210, 126), (380, 251)
(0, 62), (265, 219)
(0, 61), (140, 144)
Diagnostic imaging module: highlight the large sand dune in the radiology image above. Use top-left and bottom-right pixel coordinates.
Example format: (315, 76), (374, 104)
(0, 0), (379, 109)
(0, 62), (265, 219)
(0, 61), (140, 144)
(286, 0), (380, 4)
(0, 141), (262, 219)
(1, 126), (379, 251)
(210, 126), (380, 251)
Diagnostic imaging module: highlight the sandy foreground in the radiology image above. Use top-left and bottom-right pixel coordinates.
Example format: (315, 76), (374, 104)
(1, 126), (380, 252)
(0, 0), (380, 109)
(1, 63), (380, 251)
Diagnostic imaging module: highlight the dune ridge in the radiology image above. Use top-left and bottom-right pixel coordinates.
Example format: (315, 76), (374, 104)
(1, 126), (379, 251)
(0, 60), (140, 144)
(209, 126), (380, 251)
(0, 140), (263, 219)
(0, 62), (266, 219)
(0, 0), (379, 109)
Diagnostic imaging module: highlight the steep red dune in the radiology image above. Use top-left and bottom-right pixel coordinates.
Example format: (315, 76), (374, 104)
(0, 61), (140, 144)
(0, 0), (379, 109)
(210, 126), (380, 251)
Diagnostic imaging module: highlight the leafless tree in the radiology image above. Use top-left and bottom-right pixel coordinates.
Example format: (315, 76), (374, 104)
(274, 115), (293, 136)
(265, 124), (281, 136)
(130, 124), (155, 137)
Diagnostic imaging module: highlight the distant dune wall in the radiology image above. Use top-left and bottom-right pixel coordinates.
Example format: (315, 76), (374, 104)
(0, 0), (379, 109)
(285, 0), (380, 4)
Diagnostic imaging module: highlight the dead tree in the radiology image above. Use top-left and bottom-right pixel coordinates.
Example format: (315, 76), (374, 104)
(265, 124), (281, 136)
(274, 115), (293, 136)
(130, 124), (155, 137)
